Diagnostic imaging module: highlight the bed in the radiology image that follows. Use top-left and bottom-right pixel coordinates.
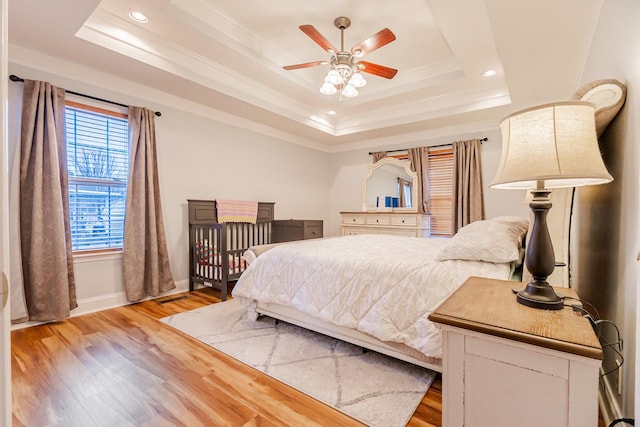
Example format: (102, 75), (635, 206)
(188, 199), (274, 300)
(231, 216), (529, 372)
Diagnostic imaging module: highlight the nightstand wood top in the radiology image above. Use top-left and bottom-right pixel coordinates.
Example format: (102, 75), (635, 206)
(429, 276), (602, 360)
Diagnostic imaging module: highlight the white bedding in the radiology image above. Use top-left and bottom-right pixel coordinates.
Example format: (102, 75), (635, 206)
(232, 233), (515, 359)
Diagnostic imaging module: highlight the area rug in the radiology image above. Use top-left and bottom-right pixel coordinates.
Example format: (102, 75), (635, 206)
(161, 299), (436, 427)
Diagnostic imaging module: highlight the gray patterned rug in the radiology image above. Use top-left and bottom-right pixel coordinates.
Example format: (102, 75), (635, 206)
(161, 299), (436, 427)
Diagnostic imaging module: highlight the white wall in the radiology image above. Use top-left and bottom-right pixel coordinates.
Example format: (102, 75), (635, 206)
(570, 0), (639, 419)
(8, 59), (331, 314)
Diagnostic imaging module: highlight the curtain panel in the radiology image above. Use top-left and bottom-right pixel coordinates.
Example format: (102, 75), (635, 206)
(371, 151), (387, 163)
(408, 147), (430, 214)
(17, 80), (77, 321)
(452, 139), (485, 233)
(123, 107), (175, 301)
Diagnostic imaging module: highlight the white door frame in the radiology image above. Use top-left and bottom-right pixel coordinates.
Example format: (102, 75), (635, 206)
(1, 0), (12, 424)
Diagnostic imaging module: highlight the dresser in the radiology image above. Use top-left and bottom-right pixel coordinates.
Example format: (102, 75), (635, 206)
(340, 211), (430, 237)
(272, 219), (323, 243)
(429, 276), (602, 427)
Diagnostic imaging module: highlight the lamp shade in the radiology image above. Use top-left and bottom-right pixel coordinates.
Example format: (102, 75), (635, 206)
(491, 101), (613, 189)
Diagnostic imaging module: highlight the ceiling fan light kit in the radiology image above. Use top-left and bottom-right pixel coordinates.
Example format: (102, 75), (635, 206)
(284, 16), (397, 100)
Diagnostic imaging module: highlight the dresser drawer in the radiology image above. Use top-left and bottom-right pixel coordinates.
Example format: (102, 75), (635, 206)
(391, 215), (418, 227)
(366, 215), (390, 226)
(342, 214), (366, 225)
(304, 223), (323, 239)
(342, 226), (373, 236)
(381, 228), (418, 238)
(340, 211), (430, 238)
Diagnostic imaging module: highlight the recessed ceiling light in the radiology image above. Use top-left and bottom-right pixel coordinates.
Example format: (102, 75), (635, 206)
(482, 69), (497, 77)
(129, 11), (148, 23)
(327, 110), (337, 116)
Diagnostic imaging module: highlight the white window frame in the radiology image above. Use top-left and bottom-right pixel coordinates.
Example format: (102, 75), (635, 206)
(65, 99), (129, 255)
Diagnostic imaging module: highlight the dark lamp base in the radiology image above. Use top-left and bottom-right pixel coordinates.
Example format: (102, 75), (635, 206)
(516, 282), (564, 310)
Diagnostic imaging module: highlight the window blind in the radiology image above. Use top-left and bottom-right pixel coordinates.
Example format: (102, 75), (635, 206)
(428, 147), (454, 237)
(65, 101), (129, 252)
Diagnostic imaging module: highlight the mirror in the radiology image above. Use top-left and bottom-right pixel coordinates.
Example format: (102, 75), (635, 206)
(362, 157), (418, 212)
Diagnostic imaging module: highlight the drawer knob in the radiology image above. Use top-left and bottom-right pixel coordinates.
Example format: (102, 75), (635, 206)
(376, 219), (379, 223)
(352, 219), (356, 222)
(402, 220), (405, 223)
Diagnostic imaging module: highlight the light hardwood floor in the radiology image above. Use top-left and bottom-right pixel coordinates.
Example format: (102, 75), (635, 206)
(11, 287), (442, 427)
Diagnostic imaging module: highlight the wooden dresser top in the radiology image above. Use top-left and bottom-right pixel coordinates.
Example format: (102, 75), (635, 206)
(429, 276), (602, 360)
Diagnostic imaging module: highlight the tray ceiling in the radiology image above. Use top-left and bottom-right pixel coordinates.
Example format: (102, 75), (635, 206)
(8, 0), (603, 151)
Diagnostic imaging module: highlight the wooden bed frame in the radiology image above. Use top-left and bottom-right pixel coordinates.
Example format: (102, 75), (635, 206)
(188, 199), (274, 300)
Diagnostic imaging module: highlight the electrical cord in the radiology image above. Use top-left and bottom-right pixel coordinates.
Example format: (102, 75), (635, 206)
(564, 295), (601, 319)
(608, 418), (634, 427)
(563, 297), (630, 427)
(564, 299), (624, 379)
(592, 319), (624, 378)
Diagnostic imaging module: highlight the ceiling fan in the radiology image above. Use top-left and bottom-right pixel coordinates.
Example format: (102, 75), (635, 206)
(283, 17), (398, 98)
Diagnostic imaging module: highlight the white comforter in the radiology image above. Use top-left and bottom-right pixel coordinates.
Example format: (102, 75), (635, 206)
(232, 234), (513, 359)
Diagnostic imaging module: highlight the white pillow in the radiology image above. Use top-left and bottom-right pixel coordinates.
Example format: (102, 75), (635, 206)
(435, 216), (529, 263)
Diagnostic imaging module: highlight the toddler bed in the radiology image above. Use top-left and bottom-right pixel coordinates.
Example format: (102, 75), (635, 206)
(188, 199), (274, 300)
(232, 216), (529, 371)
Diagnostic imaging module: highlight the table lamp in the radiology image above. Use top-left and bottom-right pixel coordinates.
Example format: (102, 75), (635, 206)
(491, 101), (613, 310)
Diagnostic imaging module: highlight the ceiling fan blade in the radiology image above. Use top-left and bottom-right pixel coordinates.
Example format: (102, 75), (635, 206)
(299, 25), (338, 53)
(351, 28), (396, 56)
(358, 61), (398, 79)
(283, 60), (328, 70)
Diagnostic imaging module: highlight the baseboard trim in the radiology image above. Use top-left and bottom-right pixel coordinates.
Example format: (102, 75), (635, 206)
(74, 280), (190, 317)
(11, 280), (189, 330)
(599, 370), (623, 426)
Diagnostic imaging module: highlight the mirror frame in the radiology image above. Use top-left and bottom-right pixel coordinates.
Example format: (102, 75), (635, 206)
(362, 157), (418, 213)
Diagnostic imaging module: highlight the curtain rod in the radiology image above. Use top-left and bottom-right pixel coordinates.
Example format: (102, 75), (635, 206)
(9, 74), (162, 117)
(368, 137), (488, 155)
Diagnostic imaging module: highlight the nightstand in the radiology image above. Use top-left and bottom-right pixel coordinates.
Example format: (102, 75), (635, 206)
(271, 219), (323, 243)
(429, 276), (602, 427)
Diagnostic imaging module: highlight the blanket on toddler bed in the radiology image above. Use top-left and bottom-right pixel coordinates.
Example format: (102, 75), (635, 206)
(216, 199), (258, 223)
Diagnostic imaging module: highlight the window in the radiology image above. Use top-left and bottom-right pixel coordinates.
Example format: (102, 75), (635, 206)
(65, 101), (129, 253)
(427, 147), (454, 237)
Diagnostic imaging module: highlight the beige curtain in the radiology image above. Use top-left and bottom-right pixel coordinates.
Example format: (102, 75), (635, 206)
(452, 139), (485, 233)
(371, 151), (387, 163)
(123, 107), (175, 301)
(9, 130), (28, 323)
(19, 80), (77, 321)
(408, 147), (430, 214)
